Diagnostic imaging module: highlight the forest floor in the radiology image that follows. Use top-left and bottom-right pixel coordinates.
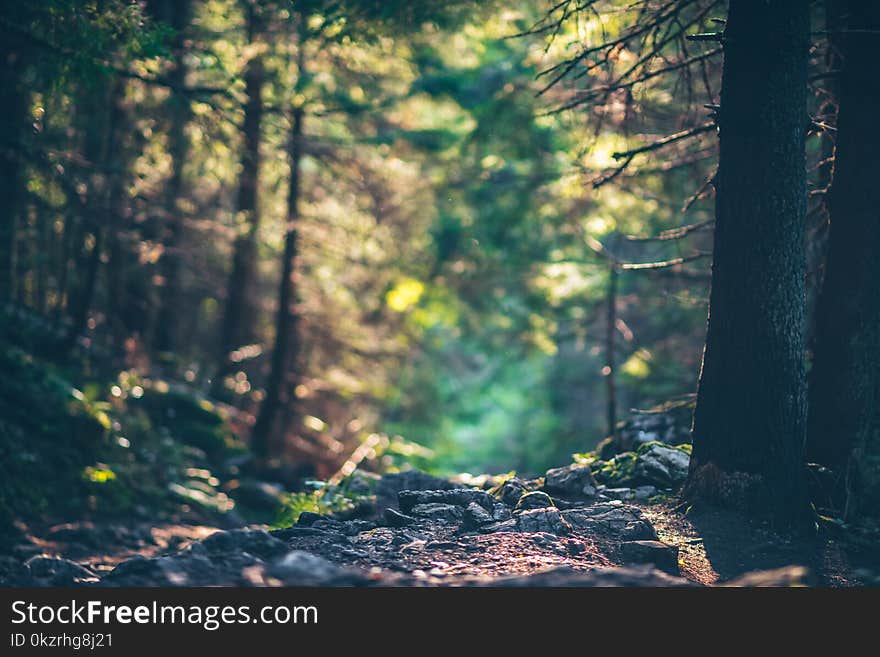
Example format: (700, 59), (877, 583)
(5, 470), (878, 587)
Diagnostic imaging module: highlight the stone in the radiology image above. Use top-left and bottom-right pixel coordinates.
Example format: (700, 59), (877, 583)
(461, 501), (495, 529)
(563, 502), (658, 541)
(633, 443), (690, 489)
(398, 488), (496, 514)
(618, 540), (680, 575)
(543, 464), (599, 500)
(515, 491), (555, 510)
(478, 564), (695, 587)
(514, 508), (572, 536)
(231, 480), (284, 511)
(496, 477), (541, 507)
(341, 520), (376, 536)
(25, 556), (96, 585)
(296, 511), (324, 526)
(382, 507), (416, 527)
(200, 529), (288, 560)
(409, 503), (464, 522)
(266, 550), (358, 585)
(376, 471), (456, 510)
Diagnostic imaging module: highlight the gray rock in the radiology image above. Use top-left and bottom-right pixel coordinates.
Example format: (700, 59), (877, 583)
(543, 464), (598, 500)
(382, 507), (415, 527)
(266, 551), (353, 585)
(25, 556), (96, 585)
(462, 501), (495, 529)
(409, 503), (465, 522)
(514, 508), (572, 536)
(604, 485), (657, 502)
(515, 491), (555, 510)
(231, 480), (284, 511)
(200, 529), (288, 559)
(496, 477), (540, 507)
(563, 502), (658, 541)
(296, 511), (324, 526)
(491, 503), (512, 522)
(633, 443), (690, 488)
(478, 564), (695, 587)
(618, 540), (680, 575)
(398, 488), (496, 514)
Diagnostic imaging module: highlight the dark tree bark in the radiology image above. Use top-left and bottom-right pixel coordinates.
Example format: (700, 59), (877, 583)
(0, 34), (27, 301)
(215, 4), (265, 392)
(251, 105), (305, 459)
(153, 0), (193, 356)
(684, 0), (812, 527)
(806, 0), (880, 518)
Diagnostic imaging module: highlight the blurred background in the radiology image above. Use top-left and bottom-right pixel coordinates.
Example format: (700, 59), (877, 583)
(8, 0), (828, 530)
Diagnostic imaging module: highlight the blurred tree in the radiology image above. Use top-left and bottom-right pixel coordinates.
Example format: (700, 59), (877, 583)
(215, 0), (267, 391)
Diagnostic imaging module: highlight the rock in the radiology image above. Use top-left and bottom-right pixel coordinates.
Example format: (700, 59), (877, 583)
(409, 503), (464, 522)
(461, 502), (495, 529)
(563, 502), (658, 541)
(382, 507), (416, 527)
(633, 485), (658, 501)
(376, 471), (456, 510)
(604, 487), (636, 501)
(491, 503), (512, 522)
(496, 477), (540, 507)
(542, 464), (598, 500)
(604, 485), (658, 502)
(617, 405), (693, 452)
(515, 491), (555, 510)
(200, 529), (288, 560)
(25, 556), (96, 585)
(618, 540), (680, 575)
(724, 566), (812, 587)
(632, 442), (690, 489)
(266, 550), (367, 585)
(479, 519), (518, 534)
(296, 511), (324, 526)
(398, 488), (496, 514)
(230, 479), (284, 511)
(514, 508), (572, 536)
(474, 565), (694, 587)
(341, 520), (376, 536)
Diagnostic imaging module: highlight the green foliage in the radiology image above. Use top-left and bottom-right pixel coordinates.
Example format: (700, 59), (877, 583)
(272, 479), (372, 527)
(134, 385), (235, 457)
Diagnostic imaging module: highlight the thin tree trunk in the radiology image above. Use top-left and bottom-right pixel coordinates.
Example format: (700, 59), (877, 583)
(251, 107), (305, 457)
(154, 0), (193, 355)
(605, 263), (618, 441)
(66, 79), (126, 352)
(214, 5), (265, 394)
(806, 0), (880, 519)
(684, 0), (811, 527)
(251, 104), (305, 460)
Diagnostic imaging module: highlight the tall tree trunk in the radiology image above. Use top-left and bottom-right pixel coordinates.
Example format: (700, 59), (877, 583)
(0, 35), (26, 301)
(66, 79), (126, 352)
(806, 0), (880, 519)
(251, 105), (305, 459)
(214, 5), (265, 394)
(153, 0), (193, 356)
(684, 0), (811, 527)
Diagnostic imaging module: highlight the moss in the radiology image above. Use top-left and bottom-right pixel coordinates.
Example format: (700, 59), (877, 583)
(592, 451), (638, 486)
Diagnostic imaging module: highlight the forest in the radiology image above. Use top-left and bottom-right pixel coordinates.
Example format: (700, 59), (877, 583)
(0, 0), (878, 588)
